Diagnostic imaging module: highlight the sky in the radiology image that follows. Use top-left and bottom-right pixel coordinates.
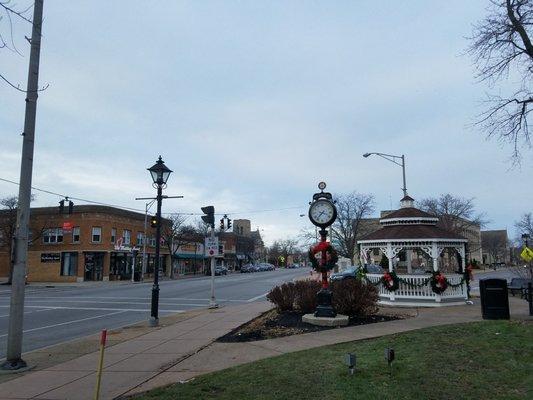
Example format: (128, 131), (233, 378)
(1, 1), (532, 245)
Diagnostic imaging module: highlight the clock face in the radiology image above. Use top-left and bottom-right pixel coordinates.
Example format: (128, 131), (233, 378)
(309, 199), (336, 227)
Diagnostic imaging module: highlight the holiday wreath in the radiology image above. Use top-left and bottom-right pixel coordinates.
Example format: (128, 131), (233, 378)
(381, 271), (399, 292)
(308, 241), (338, 272)
(430, 272), (448, 294)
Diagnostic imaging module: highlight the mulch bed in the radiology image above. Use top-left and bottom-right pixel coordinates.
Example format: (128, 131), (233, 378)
(217, 309), (402, 343)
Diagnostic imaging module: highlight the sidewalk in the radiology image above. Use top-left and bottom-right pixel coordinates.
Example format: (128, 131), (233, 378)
(0, 297), (530, 400)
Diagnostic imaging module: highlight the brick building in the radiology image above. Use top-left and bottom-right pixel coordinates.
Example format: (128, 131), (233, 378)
(0, 205), (170, 283)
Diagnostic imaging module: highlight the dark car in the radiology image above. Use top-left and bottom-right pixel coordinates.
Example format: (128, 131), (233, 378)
(205, 266), (228, 276)
(240, 263), (254, 273)
(364, 264), (383, 274)
(330, 267), (359, 281)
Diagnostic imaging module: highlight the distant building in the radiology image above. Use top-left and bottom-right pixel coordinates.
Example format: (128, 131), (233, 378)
(481, 229), (509, 265)
(0, 205), (170, 282)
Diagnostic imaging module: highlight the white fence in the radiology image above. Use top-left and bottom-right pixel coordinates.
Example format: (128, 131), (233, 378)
(366, 273), (467, 304)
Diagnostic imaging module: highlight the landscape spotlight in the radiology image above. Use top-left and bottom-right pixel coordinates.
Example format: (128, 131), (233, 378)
(344, 353), (356, 375)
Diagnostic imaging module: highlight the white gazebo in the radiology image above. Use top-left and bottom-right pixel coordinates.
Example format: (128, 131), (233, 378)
(358, 195), (469, 307)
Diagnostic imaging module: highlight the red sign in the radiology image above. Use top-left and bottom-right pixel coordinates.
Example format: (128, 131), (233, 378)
(62, 222), (73, 232)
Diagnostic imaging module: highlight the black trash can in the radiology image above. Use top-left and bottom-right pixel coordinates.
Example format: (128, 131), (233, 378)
(479, 278), (510, 320)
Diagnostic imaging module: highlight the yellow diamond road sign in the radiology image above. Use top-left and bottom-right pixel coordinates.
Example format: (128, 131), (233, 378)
(520, 246), (533, 262)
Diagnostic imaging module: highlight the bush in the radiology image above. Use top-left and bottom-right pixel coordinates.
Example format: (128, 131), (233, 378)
(267, 282), (296, 312)
(293, 280), (322, 313)
(331, 278), (379, 317)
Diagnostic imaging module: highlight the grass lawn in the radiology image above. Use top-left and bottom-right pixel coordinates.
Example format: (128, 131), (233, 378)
(136, 321), (532, 400)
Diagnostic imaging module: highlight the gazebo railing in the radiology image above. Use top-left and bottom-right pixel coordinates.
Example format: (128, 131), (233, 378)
(366, 273), (467, 304)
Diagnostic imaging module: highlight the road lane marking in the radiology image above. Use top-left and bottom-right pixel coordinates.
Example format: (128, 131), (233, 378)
(0, 308), (50, 318)
(247, 292), (269, 302)
(0, 296), (249, 303)
(0, 310), (129, 338)
(21, 299), (208, 307)
(0, 305), (188, 312)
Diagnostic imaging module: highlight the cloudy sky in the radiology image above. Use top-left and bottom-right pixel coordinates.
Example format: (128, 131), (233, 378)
(1, 1), (532, 244)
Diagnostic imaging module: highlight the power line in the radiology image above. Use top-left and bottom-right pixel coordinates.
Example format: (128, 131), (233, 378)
(0, 176), (306, 216)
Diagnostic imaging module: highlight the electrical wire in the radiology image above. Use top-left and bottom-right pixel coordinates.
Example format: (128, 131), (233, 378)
(0, 176), (306, 216)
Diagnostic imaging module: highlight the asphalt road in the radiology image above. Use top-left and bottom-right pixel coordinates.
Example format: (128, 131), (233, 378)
(0, 268), (309, 358)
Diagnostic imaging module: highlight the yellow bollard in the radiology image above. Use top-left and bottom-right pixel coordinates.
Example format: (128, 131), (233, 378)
(94, 329), (107, 400)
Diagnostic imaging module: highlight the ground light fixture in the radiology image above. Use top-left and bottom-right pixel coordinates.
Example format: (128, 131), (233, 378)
(344, 353), (356, 375)
(384, 348), (395, 376)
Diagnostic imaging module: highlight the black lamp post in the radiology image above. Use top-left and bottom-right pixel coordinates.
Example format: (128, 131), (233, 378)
(147, 156), (172, 326)
(522, 233), (530, 248)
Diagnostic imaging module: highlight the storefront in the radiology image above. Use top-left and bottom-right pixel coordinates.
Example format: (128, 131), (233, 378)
(83, 252), (105, 281)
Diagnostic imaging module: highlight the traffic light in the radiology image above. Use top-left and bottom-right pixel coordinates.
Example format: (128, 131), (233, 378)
(68, 200), (74, 215)
(150, 215), (158, 228)
(220, 218), (225, 231)
(201, 206), (215, 228)
(58, 199), (64, 214)
(227, 218), (232, 230)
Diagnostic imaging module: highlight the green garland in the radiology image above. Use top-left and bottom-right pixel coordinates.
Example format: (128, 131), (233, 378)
(363, 270), (466, 294)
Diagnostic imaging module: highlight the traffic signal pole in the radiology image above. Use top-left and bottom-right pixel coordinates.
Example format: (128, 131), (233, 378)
(209, 226), (217, 308)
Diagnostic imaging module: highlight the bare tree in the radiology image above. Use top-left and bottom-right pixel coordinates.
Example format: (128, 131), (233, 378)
(268, 238), (300, 266)
(418, 194), (488, 262)
(515, 212), (533, 236)
(331, 192), (375, 262)
(161, 214), (201, 278)
(0, 194), (43, 284)
(468, 0), (533, 161)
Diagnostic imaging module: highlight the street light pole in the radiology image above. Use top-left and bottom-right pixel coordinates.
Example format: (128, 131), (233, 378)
(2, 0), (44, 371)
(151, 183), (163, 326)
(363, 152), (407, 197)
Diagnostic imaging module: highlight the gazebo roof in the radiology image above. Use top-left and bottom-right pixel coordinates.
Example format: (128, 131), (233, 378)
(381, 207), (435, 220)
(358, 195), (466, 243)
(359, 224), (466, 242)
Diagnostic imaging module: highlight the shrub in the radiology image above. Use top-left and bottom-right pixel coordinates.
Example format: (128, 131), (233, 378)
(293, 280), (322, 313)
(267, 282), (296, 312)
(331, 279), (379, 317)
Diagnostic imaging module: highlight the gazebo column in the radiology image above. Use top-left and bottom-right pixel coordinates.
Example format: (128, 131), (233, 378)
(386, 242), (395, 302)
(431, 243), (439, 272)
(406, 250), (412, 274)
(431, 243), (441, 303)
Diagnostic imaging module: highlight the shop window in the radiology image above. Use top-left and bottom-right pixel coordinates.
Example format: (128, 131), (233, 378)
(111, 228), (116, 243)
(137, 232), (144, 245)
(92, 227), (102, 243)
(43, 228), (63, 244)
(72, 227), (80, 243)
(123, 230), (131, 245)
(150, 237), (156, 247)
(61, 252), (78, 276)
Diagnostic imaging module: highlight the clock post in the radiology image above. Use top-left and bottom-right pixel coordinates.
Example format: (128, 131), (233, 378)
(308, 182), (338, 318)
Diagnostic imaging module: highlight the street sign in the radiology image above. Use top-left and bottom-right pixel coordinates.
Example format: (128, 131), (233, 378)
(205, 237), (219, 257)
(520, 246), (533, 262)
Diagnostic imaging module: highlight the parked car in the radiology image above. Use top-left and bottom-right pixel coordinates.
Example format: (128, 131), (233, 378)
(330, 267), (359, 281)
(205, 266), (228, 276)
(215, 266), (228, 276)
(364, 264), (383, 274)
(240, 263), (254, 273)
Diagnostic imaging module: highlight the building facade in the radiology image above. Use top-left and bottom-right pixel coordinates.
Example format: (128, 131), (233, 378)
(0, 205), (170, 282)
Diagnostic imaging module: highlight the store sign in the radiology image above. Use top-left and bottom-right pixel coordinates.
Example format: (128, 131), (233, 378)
(205, 237), (219, 257)
(41, 253), (60, 263)
(62, 222), (73, 232)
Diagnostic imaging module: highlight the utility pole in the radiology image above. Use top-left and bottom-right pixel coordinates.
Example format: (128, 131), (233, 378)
(2, 0), (44, 371)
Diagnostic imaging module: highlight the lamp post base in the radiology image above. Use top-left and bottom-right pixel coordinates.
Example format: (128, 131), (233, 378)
(314, 288), (337, 318)
(149, 317), (159, 327)
(0, 359), (28, 372)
